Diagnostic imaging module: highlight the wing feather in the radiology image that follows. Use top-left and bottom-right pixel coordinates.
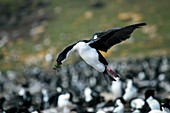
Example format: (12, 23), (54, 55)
(89, 23), (146, 52)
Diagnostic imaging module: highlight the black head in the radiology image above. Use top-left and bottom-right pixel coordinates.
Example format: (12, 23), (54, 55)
(126, 74), (133, 80)
(54, 54), (64, 70)
(115, 97), (126, 105)
(56, 54), (64, 65)
(145, 89), (155, 99)
(161, 98), (170, 108)
(56, 42), (77, 65)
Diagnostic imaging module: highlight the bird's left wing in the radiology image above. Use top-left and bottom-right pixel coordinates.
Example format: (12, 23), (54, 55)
(89, 23), (146, 52)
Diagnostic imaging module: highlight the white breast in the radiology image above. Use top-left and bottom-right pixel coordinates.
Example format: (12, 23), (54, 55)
(146, 96), (160, 110)
(111, 79), (123, 98)
(113, 99), (124, 113)
(123, 80), (137, 101)
(74, 42), (105, 72)
(149, 110), (166, 113)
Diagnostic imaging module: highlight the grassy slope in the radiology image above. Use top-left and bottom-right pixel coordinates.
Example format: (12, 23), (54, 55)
(47, 0), (170, 57)
(0, 0), (170, 70)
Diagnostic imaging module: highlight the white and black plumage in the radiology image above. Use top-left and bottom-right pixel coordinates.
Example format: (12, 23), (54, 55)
(130, 98), (145, 113)
(123, 75), (138, 101)
(113, 97), (126, 113)
(142, 97), (170, 113)
(55, 23), (146, 84)
(161, 98), (170, 113)
(145, 89), (161, 111)
(110, 78), (123, 98)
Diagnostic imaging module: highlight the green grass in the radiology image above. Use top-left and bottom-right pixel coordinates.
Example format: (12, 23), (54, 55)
(47, 0), (170, 57)
(1, 0), (170, 71)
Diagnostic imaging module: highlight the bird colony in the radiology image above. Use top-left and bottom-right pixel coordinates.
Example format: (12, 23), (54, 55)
(0, 56), (170, 113)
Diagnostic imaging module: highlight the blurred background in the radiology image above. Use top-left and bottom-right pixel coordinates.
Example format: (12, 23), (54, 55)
(0, 0), (170, 113)
(0, 0), (170, 71)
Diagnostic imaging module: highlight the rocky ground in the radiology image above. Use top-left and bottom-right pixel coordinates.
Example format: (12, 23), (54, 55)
(0, 56), (169, 113)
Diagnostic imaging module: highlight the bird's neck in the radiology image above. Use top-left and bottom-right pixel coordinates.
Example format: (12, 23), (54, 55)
(127, 80), (133, 88)
(147, 96), (153, 101)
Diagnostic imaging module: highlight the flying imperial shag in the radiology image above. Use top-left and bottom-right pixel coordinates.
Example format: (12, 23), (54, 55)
(54, 23), (146, 84)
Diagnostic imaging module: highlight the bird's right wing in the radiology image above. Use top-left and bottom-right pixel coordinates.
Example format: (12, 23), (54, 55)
(89, 23), (146, 52)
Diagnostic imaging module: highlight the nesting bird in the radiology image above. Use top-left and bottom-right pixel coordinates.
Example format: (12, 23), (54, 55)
(145, 89), (161, 111)
(110, 78), (123, 98)
(59, 93), (72, 107)
(113, 97), (126, 113)
(55, 23), (146, 84)
(148, 99), (170, 113)
(123, 75), (138, 101)
(161, 98), (170, 113)
(130, 98), (145, 113)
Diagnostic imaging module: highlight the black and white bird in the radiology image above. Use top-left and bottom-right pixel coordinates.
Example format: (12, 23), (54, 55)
(55, 23), (146, 84)
(148, 98), (170, 113)
(161, 98), (170, 113)
(145, 89), (161, 111)
(123, 75), (138, 101)
(113, 97), (126, 113)
(148, 100), (170, 113)
(130, 98), (145, 113)
(110, 78), (123, 98)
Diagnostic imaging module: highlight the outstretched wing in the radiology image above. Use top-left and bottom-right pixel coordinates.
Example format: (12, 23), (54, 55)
(89, 23), (146, 52)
